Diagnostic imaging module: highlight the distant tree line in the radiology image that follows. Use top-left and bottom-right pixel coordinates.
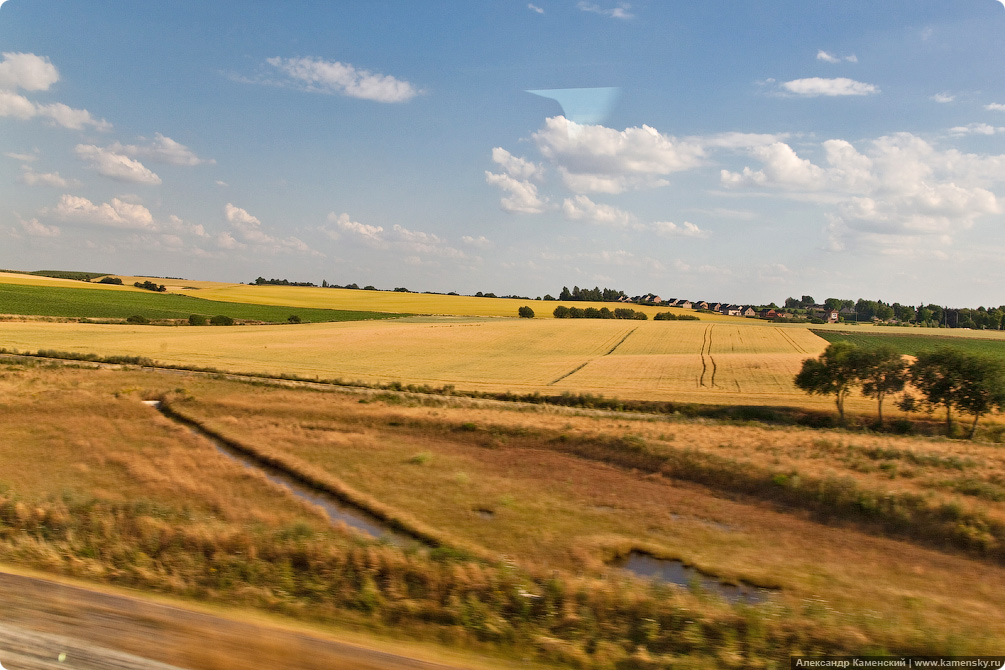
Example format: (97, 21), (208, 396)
(795, 342), (1005, 437)
(553, 306), (647, 320)
(252, 277), (317, 287)
(134, 280), (166, 292)
(784, 295), (1005, 329)
(99, 276), (123, 285)
(654, 312), (700, 321)
(555, 286), (628, 302)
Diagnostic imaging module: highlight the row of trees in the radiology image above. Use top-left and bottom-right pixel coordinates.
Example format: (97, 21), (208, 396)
(553, 306), (647, 320)
(134, 280), (166, 292)
(653, 312), (700, 321)
(556, 286), (628, 302)
(795, 342), (1005, 437)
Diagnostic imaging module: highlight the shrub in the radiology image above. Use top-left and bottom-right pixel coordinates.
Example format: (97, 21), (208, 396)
(99, 276), (123, 285)
(188, 314), (207, 326)
(210, 315), (235, 326)
(287, 314), (302, 324)
(518, 306), (535, 318)
(553, 306), (570, 318)
(126, 314), (149, 324)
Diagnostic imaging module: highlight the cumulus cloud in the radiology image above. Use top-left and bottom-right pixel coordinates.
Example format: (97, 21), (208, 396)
(780, 77), (879, 97)
(721, 132), (1005, 251)
(484, 170), (548, 214)
(0, 53), (110, 130)
(16, 217), (61, 237)
(461, 235), (492, 249)
(222, 203), (315, 254)
(533, 116), (704, 194)
(816, 50), (857, 64)
(264, 56), (418, 103)
(18, 165), (74, 187)
(650, 220), (707, 238)
(561, 195), (634, 227)
(323, 211), (385, 244)
(577, 1), (633, 19)
(528, 3), (544, 13)
(52, 194), (156, 230)
(949, 123), (1004, 136)
(393, 224), (466, 259)
(698, 132), (787, 150)
(0, 52), (59, 91)
(986, 103), (1005, 112)
(75, 145), (161, 184)
(111, 133), (213, 166)
(491, 147), (543, 180)
(932, 92), (955, 103)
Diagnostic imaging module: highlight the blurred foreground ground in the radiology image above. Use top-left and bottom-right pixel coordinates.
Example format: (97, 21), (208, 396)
(0, 569), (462, 670)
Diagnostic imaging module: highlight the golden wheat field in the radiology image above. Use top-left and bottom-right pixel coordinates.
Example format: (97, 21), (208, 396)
(0, 317), (840, 407)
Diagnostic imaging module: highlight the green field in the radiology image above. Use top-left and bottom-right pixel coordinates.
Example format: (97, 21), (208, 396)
(0, 281), (403, 324)
(814, 329), (1005, 361)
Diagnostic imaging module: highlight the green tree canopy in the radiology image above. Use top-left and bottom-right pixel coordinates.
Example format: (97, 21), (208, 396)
(856, 345), (908, 425)
(910, 348), (1005, 438)
(794, 341), (860, 424)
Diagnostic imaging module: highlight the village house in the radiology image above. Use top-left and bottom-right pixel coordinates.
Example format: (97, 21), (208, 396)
(741, 306), (757, 317)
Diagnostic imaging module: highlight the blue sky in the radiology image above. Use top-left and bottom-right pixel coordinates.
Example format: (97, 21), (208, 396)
(2, 1), (1005, 305)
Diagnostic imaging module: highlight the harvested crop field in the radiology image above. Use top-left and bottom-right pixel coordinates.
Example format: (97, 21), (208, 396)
(0, 317), (834, 407)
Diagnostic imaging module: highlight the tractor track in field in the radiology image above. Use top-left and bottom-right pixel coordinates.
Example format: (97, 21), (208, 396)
(548, 327), (637, 385)
(698, 325), (718, 388)
(775, 327), (808, 354)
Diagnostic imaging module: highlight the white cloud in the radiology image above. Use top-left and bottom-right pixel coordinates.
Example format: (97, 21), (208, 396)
(484, 170), (548, 213)
(650, 220), (707, 238)
(533, 116), (704, 194)
(699, 132), (787, 150)
(949, 123), (1004, 136)
(986, 103), (1005, 112)
(816, 50), (857, 64)
(577, 1), (633, 19)
(75, 145), (161, 184)
(164, 214), (207, 238)
(561, 195), (634, 227)
(5, 151), (37, 162)
(780, 77), (879, 97)
(0, 52), (108, 129)
(721, 132), (1005, 251)
(18, 165), (74, 187)
(491, 147), (543, 180)
(17, 217), (60, 237)
(53, 194), (156, 230)
(324, 211), (385, 243)
(392, 224), (466, 259)
(932, 92), (955, 104)
(223, 203), (315, 254)
(528, 3), (544, 13)
(265, 56), (418, 103)
(111, 133), (213, 166)
(461, 235), (493, 249)
(0, 52), (59, 91)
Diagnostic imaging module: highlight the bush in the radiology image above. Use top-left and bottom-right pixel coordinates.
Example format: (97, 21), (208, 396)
(553, 305), (570, 318)
(188, 314), (207, 326)
(518, 306), (535, 318)
(210, 315), (235, 326)
(287, 314), (302, 324)
(99, 276), (123, 285)
(125, 315), (149, 324)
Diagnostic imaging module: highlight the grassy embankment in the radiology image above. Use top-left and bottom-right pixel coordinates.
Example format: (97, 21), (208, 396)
(2, 362), (1004, 667)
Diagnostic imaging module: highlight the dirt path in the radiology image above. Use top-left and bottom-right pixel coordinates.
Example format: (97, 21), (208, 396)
(0, 570), (470, 670)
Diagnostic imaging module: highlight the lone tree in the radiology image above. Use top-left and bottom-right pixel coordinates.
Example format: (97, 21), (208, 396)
(856, 345), (908, 426)
(910, 347), (1005, 438)
(794, 341), (860, 424)
(517, 306), (535, 318)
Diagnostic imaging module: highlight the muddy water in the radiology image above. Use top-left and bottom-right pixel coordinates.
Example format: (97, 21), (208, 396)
(617, 551), (773, 604)
(144, 401), (415, 547)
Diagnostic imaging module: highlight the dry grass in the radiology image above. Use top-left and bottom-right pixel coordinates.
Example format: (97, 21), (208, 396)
(171, 379), (1005, 653)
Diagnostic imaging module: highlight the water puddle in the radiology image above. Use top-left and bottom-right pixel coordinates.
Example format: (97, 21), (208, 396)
(616, 551), (773, 604)
(145, 401), (415, 546)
